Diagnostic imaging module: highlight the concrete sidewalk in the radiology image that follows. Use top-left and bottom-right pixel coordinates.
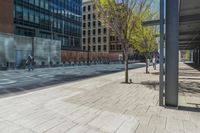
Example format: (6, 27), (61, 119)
(0, 64), (199, 133)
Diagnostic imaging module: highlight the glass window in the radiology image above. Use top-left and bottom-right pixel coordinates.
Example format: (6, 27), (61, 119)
(104, 28), (107, 34)
(119, 45), (122, 50)
(40, 13), (45, 25)
(29, 0), (34, 5)
(88, 22), (90, 28)
(83, 6), (86, 12)
(29, 9), (34, 22)
(15, 5), (23, 19)
(98, 29), (101, 34)
(58, 20), (61, 29)
(98, 21), (101, 26)
(23, 7), (29, 21)
(93, 37), (96, 43)
(83, 30), (86, 36)
(44, 15), (49, 25)
(64, 21), (68, 31)
(104, 45), (107, 51)
(83, 23), (86, 28)
(93, 14), (96, 20)
(112, 45), (114, 50)
(64, 36), (69, 46)
(93, 46), (96, 51)
(71, 37), (74, 46)
(40, 0), (45, 8)
(93, 29), (96, 35)
(54, 19), (57, 28)
(88, 14), (91, 20)
(88, 37), (91, 44)
(83, 15), (86, 20)
(98, 37), (101, 43)
(35, 0), (39, 6)
(103, 37), (107, 43)
(35, 12), (39, 23)
(88, 5), (91, 11)
(45, 0), (49, 10)
(83, 38), (86, 44)
(98, 45), (101, 51)
(93, 21), (96, 27)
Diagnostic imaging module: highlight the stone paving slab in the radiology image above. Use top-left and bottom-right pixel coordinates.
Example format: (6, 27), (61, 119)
(0, 63), (145, 97)
(0, 64), (199, 133)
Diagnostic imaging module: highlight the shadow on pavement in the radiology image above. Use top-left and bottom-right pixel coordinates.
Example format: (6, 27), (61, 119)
(186, 63), (200, 71)
(140, 81), (159, 91)
(0, 65), (145, 98)
(126, 80), (159, 91)
(178, 63), (200, 111)
(179, 81), (200, 95)
(178, 106), (200, 112)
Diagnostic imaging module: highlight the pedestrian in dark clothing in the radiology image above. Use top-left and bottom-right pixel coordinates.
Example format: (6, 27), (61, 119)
(26, 54), (33, 71)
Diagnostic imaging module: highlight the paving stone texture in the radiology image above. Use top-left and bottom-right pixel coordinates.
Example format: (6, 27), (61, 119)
(0, 63), (199, 133)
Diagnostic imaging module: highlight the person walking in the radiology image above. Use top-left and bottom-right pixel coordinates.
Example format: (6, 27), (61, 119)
(152, 56), (156, 70)
(26, 54), (33, 71)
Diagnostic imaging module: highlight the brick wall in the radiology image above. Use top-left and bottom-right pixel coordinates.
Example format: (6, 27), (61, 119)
(0, 0), (14, 33)
(61, 50), (120, 62)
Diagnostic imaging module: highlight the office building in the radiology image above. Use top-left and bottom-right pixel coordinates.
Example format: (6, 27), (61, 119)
(82, 0), (122, 53)
(0, 0), (82, 50)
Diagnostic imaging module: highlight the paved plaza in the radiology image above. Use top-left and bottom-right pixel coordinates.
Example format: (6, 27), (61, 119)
(0, 63), (144, 98)
(0, 63), (199, 133)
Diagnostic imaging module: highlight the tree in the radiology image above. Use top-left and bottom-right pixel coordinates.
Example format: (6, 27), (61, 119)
(132, 25), (158, 73)
(95, 0), (154, 83)
(131, 0), (158, 74)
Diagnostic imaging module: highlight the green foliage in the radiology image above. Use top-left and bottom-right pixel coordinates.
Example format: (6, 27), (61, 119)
(94, 0), (158, 53)
(94, 0), (158, 81)
(95, 0), (138, 48)
(132, 25), (158, 56)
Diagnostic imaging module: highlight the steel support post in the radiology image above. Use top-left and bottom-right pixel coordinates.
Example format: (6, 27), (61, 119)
(195, 48), (198, 65)
(165, 0), (179, 107)
(197, 48), (200, 65)
(190, 50), (193, 63)
(195, 49), (198, 65)
(195, 49), (198, 64)
(194, 49), (197, 64)
(193, 49), (195, 64)
(159, 0), (164, 106)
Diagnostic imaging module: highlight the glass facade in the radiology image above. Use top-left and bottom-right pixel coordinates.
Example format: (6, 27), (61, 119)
(13, 0), (82, 50)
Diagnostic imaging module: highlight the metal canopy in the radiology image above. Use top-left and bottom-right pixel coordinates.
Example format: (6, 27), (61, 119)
(179, 0), (200, 50)
(144, 0), (200, 107)
(143, 0), (200, 50)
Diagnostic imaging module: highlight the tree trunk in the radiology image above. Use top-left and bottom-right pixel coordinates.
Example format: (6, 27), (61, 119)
(145, 58), (149, 74)
(124, 50), (129, 83)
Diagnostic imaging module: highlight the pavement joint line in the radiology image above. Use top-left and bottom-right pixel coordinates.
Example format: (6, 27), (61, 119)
(0, 63), (198, 132)
(43, 119), (76, 133)
(0, 117), (36, 133)
(0, 79), (17, 85)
